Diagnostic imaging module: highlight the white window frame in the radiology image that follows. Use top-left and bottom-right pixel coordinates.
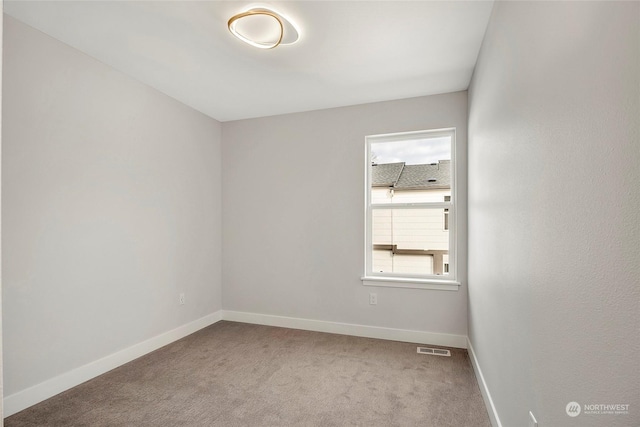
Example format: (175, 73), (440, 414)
(362, 128), (460, 291)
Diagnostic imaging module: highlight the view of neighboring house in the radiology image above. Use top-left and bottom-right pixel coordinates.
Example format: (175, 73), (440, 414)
(372, 160), (450, 275)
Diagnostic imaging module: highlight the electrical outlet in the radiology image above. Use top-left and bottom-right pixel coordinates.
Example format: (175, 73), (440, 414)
(179, 293), (185, 305)
(369, 293), (377, 305)
(529, 411), (538, 427)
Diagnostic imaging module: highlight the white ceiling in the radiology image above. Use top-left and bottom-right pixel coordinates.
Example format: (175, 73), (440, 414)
(4, 1), (494, 122)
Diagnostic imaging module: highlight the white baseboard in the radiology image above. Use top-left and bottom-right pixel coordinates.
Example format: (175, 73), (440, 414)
(467, 338), (502, 427)
(222, 310), (467, 349)
(3, 311), (223, 418)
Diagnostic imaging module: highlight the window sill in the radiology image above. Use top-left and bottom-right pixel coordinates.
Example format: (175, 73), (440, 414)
(361, 276), (460, 291)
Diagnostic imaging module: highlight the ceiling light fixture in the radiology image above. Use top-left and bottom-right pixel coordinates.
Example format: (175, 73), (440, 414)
(228, 6), (300, 49)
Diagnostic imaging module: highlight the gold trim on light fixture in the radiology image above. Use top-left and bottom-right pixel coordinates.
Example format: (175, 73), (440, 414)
(228, 6), (300, 49)
(228, 9), (284, 49)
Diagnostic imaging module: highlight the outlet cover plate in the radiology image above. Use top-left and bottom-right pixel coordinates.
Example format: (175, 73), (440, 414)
(369, 293), (377, 305)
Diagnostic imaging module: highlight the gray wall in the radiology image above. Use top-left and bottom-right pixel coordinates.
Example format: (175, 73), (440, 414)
(468, 2), (639, 426)
(222, 92), (468, 336)
(2, 16), (222, 397)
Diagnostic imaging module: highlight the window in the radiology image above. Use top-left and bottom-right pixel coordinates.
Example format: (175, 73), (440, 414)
(444, 196), (450, 231)
(364, 129), (456, 286)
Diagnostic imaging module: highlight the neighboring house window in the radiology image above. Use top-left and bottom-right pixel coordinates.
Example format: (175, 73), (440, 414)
(444, 196), (450, 231)
(365, 129), (455, 281)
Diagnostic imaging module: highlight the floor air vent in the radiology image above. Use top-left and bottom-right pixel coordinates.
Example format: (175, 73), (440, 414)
(417, 347), (451, 357)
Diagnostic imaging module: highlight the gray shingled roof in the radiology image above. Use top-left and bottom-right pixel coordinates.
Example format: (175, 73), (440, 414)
(372, 160), (450, 190)
(372, 162), (405, 187)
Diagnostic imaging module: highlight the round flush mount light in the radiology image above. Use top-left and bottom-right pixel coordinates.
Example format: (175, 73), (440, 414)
(228, 7), (300, 49)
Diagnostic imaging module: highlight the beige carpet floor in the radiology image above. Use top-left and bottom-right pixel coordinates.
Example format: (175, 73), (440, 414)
(6, 321), (491, 426)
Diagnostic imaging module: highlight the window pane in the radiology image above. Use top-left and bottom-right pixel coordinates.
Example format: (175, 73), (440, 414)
(371, 136), (451, 204)
(372, 208), (449, 276)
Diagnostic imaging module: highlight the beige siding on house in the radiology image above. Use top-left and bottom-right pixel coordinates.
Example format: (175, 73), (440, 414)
(371, 188), (450, 275)
(371, 188), (450, 204)
(373, 250), (434, 274)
